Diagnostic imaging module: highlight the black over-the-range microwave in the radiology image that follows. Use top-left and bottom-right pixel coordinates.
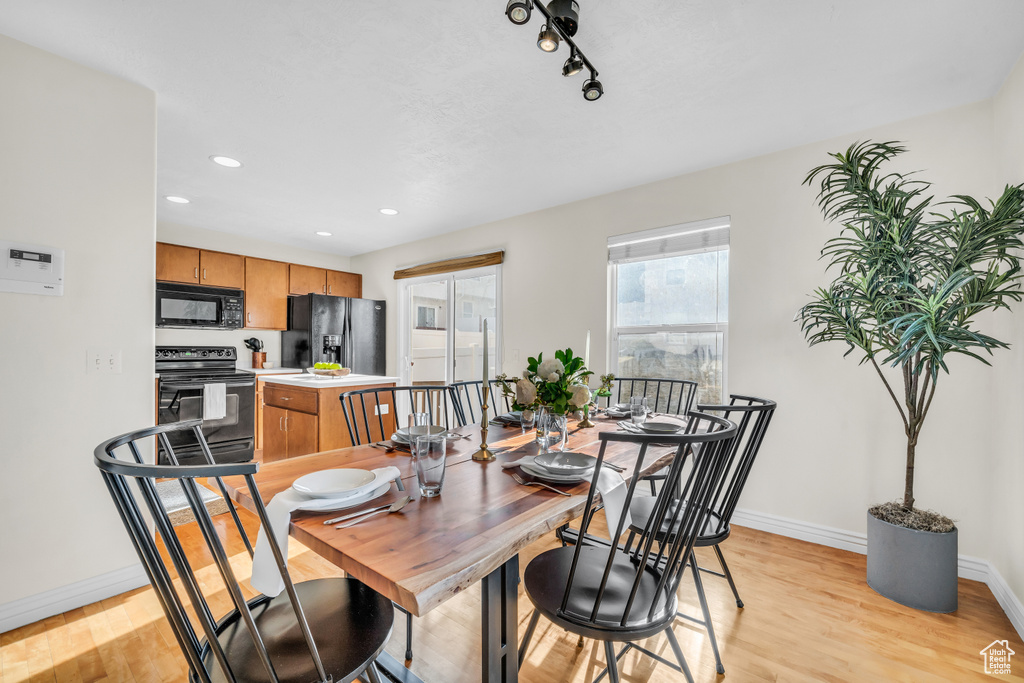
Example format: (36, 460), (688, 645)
(156, 282), (244, 329)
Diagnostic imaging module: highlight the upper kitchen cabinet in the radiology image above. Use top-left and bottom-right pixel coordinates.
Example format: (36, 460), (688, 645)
(156, 242), (244, 289)
(327, 269), (361, 297)
(156, 243), (199, 284)
(289, 264), (327, 295)
(244, 257), (288, 329)
(290, 264), (362, 298)
(199, 250), (245, 288)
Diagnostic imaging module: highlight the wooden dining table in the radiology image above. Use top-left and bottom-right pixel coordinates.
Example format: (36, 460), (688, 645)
(222, 412), (680, 683)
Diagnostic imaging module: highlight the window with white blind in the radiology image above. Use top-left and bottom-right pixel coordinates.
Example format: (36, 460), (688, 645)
(608, 217), (729, 404)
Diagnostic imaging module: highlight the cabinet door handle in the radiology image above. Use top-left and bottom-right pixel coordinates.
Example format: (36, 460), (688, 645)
(323, 284), (327, 294)
(203, 268), (207, 280)
(194, 267), (199, 279)
(328, 284), (332, 294)
(281, 396), (290, 401)
(279, 416), (283, 431)
(247, 312), (252, 323)
(284, 416), (289, 432)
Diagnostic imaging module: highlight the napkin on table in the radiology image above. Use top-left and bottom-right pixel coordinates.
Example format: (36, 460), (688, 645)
(501, 457), (631, 537)
(251, 466), (401, 597)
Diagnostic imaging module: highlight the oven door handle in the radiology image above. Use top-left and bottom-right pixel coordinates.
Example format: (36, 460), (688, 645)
(159, 380), (256, 391)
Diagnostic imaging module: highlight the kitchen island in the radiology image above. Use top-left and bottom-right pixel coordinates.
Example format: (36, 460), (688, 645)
(258, 373), (399, 462)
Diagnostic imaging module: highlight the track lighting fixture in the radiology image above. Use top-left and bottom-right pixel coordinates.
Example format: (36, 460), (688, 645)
(505, 0), (603, 100)
(537, 24), (560, 52)
(562, 49), (584, 77)
(582, 75), (603, 101)
(505, 0), (532, 25)
(547, 0), (579, 36)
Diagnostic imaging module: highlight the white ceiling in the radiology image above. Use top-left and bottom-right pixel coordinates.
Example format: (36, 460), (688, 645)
(2, 1), (1023, 256)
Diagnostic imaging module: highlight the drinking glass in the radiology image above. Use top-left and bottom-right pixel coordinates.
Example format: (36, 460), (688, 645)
(520, 409), (536, 435)
(535, 410), (552, 452)
(408, 411), (430, 438)
(412, 434), (446, 497)
(630, 397), (648, 426)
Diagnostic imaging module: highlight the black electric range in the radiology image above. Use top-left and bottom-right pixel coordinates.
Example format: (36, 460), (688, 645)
(155, 346), (256, 465)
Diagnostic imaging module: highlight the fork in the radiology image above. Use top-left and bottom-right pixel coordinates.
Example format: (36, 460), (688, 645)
(511, 472), (571, 496)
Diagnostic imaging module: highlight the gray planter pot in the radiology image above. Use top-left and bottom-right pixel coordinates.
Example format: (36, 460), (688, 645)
(866, 510), (958, 613)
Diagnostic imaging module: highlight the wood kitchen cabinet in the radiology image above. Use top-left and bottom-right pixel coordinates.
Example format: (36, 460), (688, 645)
(244, 257), (289, 330)
(327, 269), (361, 297)
(262, 383), (320, 462)
(289, 264), (362, 297)
(255, 374), (302, 458)
(156, 243), (244, 288)
(258, 379), (396, 460)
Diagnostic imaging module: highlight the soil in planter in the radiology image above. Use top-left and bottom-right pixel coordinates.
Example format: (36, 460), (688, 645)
(869, 501), (955, 533)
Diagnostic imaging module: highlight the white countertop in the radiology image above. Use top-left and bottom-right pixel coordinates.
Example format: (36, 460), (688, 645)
(261, 373), (399, 388)
(245, 367), (305, 375)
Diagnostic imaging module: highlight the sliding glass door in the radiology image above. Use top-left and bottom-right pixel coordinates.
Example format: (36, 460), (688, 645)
(399, 266), (500, 386)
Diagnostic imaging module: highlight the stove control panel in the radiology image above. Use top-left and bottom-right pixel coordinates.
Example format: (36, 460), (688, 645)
(155, 346), (237, 361)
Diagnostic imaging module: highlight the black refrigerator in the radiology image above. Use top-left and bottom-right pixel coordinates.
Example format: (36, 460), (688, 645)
(282, 295), (387, 375)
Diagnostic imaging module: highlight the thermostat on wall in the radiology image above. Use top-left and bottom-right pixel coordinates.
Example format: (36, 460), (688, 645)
(0, 241), (64, 296)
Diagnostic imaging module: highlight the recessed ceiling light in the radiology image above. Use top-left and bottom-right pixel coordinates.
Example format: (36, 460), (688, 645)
(210, 155), (242, 168)
(165, 196), (190, 204)
(315, 231), (333, 237)
(379, 208), (399, 215)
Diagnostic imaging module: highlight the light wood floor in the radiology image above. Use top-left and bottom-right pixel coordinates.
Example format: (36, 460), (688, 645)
(2, 505), (1021, 683)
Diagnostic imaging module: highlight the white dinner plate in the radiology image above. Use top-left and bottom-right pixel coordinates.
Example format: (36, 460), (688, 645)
(293, 483), (390, 513)
(292, 468), (375, 498)
(534, 451), (597, 473)
(639, 421), (682, 434)
(521, 461), (593, 483)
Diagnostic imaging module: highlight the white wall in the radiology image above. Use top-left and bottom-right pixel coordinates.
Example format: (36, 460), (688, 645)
(992, 52), (1024, 605)
(156, 221), (353, 368)
(353, 99), (1017, 589)
(0, 36), (156, 605)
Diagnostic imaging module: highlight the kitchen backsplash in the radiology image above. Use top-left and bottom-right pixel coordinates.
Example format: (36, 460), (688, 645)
(154, 328), (283, 369)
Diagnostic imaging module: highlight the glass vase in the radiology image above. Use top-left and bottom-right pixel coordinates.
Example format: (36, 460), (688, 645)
(536, 408), (568, 453)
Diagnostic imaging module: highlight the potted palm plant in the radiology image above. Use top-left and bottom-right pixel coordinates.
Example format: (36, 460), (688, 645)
(798, 141), (1024, 612)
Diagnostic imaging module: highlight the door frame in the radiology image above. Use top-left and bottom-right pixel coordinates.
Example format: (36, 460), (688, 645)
(397, 265), (503, 386)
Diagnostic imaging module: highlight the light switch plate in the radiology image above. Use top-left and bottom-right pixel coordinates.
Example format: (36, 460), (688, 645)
(374, 404), (389, 416)
(87, 348), (122, 374)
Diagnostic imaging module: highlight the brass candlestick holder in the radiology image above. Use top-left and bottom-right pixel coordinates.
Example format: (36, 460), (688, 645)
(472, 384), (496, 461)
(577, 402), (596, 429)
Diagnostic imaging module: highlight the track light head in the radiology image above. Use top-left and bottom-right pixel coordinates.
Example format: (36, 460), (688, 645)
(537, 24), (560, 52)
(547, 0), (580, 37)
(562, 51), (584, 77)
(505, 0), (532, 25)
(582, 76), (603, 101)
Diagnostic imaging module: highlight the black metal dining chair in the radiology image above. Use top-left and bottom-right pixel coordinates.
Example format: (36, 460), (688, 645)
(604, 377), (698, 416)
(450, 379), (515, 423)
(338, 384), (463, 662)
(604, 377), (699, 496)
(339, 385), (465, 447)
(94, 420), (393, 683)
(623, 394), (776, 674)
(518, 413), (739, 683)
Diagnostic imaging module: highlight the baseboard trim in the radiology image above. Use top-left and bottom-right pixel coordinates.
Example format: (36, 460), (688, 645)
(732, 507), (1024, 640)
(0, 563), (149, 634)
(987, 562), (1024, 639)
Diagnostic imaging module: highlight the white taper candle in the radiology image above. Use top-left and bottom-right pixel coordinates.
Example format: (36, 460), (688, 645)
(483, 318), (489, 383)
